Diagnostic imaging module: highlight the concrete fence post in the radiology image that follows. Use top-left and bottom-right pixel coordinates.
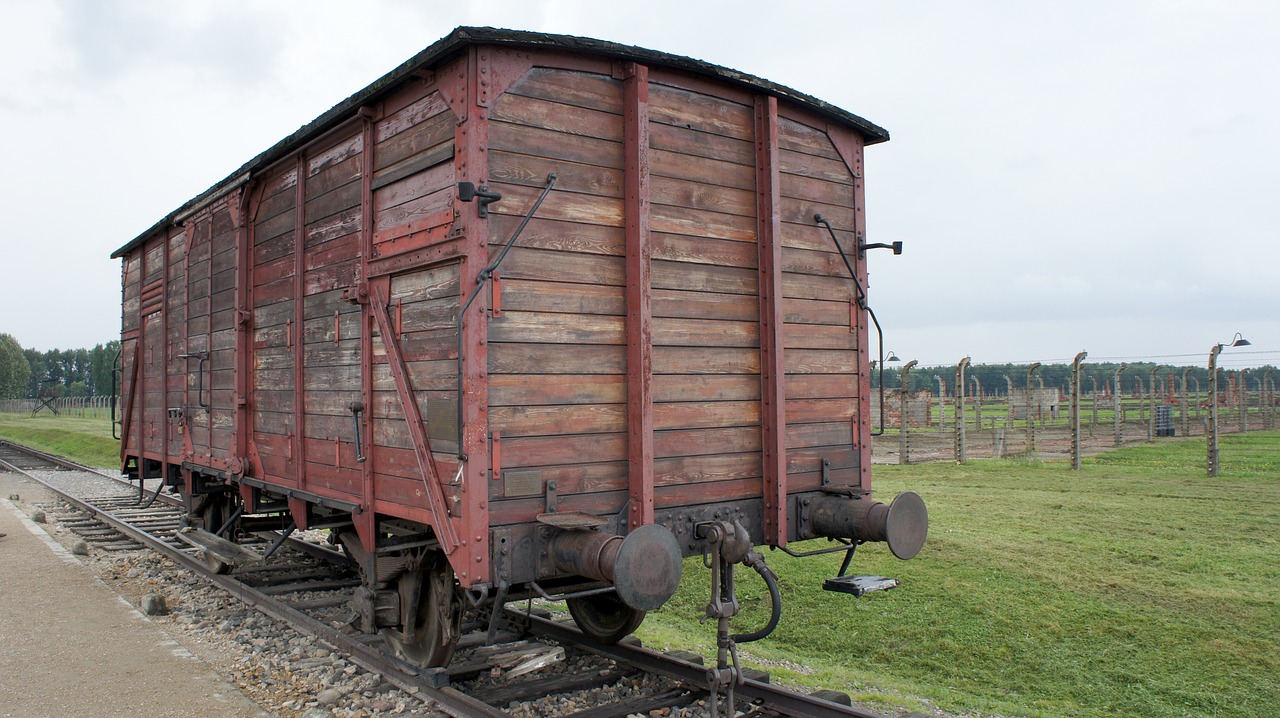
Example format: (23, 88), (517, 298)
(1025, 362), (1041, 457)
(955, 357), (970, 464)
(1004, 374), (1015, 429)
(1180, 367), (1192, 438)
(1208, 346), (1222, 476)
(1147, 365), (1160, 442)
(1089, 376), (1099, 435)
(899, 359), (918, 465)
(1239, 370), (1249, 434)
(1071, 351), (1087, 470)
(1263, 369), (1275, 430)
(1114, 363), (1127, 446)
(934, 375), (946, 432)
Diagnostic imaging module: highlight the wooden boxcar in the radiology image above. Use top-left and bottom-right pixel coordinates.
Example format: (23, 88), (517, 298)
(112, 27), (926, 666)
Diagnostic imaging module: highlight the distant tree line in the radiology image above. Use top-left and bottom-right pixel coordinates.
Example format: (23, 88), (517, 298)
(0, 334), (121, 400)
(877, 361), (1279, 395)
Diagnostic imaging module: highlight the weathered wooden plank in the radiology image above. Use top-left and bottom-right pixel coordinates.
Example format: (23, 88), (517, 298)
(375, 91), (450, 143)
(780, 149), (855, 186)
(489, 120), (623, 169)
(783, 348), (857, 375)
(650, 203), (755, 242)
(781, 271), (855, 302)
(487, 216), (623, 257)
(650, 148), (754, 190)
(648, 83), (753, 141)
(498, 279), (625, 316)
(375, 110), (456, 172)
(305, 205), (361, 250)
(491, 92), (623, 142)
(306, 150), (362, 200)
(651, 175), (756, 218)
(786, 398), (856, 424)
(653, 400), (761, 431)
(652, 233), (757, 269)
(496, 247), (625, 286)
(305, 232), (360, 272)
(488, 344), (625, 375)
(488, 182), (624, 227)
(654, 453), (761, 486)
(498, 432), (627, 469)
(785, 374), (857, 400)
(489, 151), (623, 198)
(782, 322), (857, 350)
(652, 374), (760, 403)
(389, 263), (460, 301)
(373, 185), (452, 235)
(304, 179), (362, 226)
(489, 374), (625, 406)
(652, 346), (760, 375)
(779, 171), (854, 208)
(782, 297), (849, 326)
(507, 68), (623, 114)
(651, 288), (758, 322)
(489, 311), (624, 345)
(777, 116), (841, 160)
(652, 317), (758, 348)
(654, 426), (761, 458)
(652, 261), (757, 296)
(373, 160), (454, 212)
(489, 403), (627, 437)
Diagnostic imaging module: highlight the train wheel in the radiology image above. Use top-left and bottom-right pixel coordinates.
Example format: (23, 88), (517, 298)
(567, 593), (645, 644)
(384, 561), (461, 667)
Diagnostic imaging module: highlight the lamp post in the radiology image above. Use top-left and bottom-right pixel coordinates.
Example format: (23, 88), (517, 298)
(1209, 333), (1250, 477)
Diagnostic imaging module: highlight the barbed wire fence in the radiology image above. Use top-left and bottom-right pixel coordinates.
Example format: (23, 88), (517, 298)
(0, 396), (114, 419)
(870, 355), (1278, 473)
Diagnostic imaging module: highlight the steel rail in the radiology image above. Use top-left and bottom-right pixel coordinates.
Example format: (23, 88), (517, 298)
(513, 610), (899, 718)
(0, 443), (510, 718)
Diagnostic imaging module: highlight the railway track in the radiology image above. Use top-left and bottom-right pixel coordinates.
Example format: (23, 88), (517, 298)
(0, 440), (909, 718)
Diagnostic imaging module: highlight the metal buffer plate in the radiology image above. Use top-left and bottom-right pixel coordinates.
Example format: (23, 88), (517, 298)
(614, 524), (682, 612)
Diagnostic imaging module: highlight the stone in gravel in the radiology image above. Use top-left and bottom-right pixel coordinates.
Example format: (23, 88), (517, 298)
(7, 494), (18, 501)
(140, 592), (168, 616)
(71, 540), (89, 556)
(316, 687), (344, 705)
(31, 510), (45, 523)
(301, 709), (334, 718)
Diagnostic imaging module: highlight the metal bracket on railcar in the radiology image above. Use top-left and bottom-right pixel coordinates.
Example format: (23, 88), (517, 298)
(696, 520), (782, 718)
(454, 173), (559, 460)
(814, 214), (902, 437)
(456, 181), (503, 218)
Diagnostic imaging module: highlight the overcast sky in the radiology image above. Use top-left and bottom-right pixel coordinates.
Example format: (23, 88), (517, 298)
(1, 0), (1275, 371)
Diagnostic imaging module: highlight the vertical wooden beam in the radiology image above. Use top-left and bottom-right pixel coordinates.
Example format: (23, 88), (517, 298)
(293, 153), (307, 490)
(445, 46), (492, 586)
(358, 110), (377, 537)
(623, 62), (654, 531)
(233, 183), (259, 478)
(754, 96), (786, 546)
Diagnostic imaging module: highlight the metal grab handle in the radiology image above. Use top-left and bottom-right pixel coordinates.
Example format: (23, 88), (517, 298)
(349, 401), (366, 463)
(814, 214), (891, 436)
(178, 352), (210, 409)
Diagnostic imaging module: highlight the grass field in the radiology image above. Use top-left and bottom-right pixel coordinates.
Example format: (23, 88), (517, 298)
(0, 413), (120, 468)
(1, 414), (1275, 717)
(639, 434), (1280, 718)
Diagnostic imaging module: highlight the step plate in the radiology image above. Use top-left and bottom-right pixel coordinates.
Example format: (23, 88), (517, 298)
(823, 575), (900, 597)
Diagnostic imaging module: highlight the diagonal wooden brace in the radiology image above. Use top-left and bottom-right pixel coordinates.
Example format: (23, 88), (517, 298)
(369, 285), (460, 555)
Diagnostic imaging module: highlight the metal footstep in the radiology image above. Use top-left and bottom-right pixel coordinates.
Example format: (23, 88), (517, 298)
(822, 574), (900, 596)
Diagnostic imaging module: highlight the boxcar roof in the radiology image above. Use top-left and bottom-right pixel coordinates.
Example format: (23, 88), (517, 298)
(113, 26), (888, 259)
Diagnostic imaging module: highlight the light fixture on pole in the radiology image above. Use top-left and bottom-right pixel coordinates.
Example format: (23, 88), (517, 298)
(1208, 332), (1251, 477)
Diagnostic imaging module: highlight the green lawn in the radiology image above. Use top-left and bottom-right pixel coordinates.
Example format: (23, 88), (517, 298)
(639, 434), (1280, 718)
(0, 413), (120, 468)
